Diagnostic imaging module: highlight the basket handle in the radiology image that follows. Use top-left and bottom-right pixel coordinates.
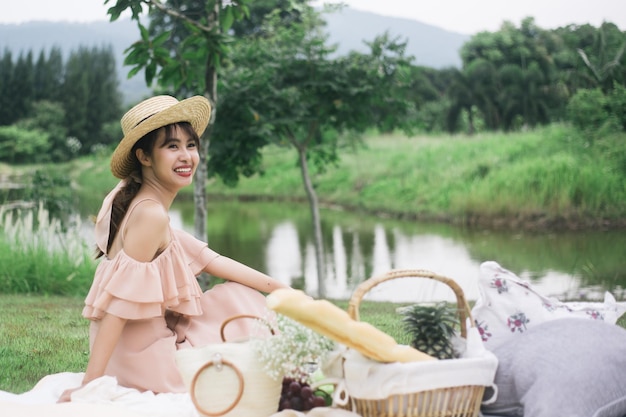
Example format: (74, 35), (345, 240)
(347, 269), (473, 338)
(190, 354), (245, 417)
(219, 314), (276, 342)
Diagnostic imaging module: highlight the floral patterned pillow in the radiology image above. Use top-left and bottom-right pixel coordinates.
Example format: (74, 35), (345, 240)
(471, 261), (626, 350)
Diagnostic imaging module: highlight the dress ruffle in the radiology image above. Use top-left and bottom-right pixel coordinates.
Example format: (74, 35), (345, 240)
(83, 230), (220, 321)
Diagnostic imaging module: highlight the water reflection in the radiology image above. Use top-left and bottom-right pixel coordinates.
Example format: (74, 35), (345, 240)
(261, 220), (582, 303)
(171, 201), (626, 303)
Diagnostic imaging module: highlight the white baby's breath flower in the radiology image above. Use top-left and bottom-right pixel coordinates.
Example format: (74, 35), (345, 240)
(252, 312), (335, 384)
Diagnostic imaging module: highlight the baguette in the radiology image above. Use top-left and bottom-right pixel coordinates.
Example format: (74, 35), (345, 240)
(266, 288), (436, 363)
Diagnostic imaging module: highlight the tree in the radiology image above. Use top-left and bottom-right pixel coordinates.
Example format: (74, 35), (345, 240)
(16, 100), (71, 162)
(576, 22), (626, 93)
(211, 8), (415, 296)
(111, 0), (309, 243)
(0, 125), (50, 164)
(106, 0), (256, 244)
(445, 67), (477, 134)
(33, 47), (63, 102)
(11, 52), (35, 125)
(497, 61), (551, 130)
(458, 18), (564, 130)
(62, 46), (122, 153)
(0, 49), (15, 126)
(357, 32), (417, 134)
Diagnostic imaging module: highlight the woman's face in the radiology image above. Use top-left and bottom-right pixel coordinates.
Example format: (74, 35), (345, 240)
(140, 124), (200, 190)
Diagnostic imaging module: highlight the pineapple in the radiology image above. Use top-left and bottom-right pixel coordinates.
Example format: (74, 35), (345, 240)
(401, 302), (459, 360)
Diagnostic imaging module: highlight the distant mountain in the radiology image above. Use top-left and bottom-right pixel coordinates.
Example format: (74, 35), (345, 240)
(0, 8), (469, 104)
(322, 8), (468, 68)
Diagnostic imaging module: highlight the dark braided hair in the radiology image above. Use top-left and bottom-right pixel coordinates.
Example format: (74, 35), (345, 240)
(96, 122), (198, 259)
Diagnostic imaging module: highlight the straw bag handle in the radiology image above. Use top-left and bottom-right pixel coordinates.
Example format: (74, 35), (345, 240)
(190, 354), (245, 417)
(347, 269), (474, 338)
(189, 315), (275, 416)
(219, 314), (276, 342)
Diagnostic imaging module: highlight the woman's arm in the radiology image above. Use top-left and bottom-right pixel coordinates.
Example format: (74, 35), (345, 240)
(82, 313), (128, 384)
(204, 256), (289, 293)
(59, 201), (168, 402)
(57, 313), (127, 402)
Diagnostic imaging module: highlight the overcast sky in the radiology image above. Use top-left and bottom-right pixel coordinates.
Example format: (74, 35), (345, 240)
(2, 0), (625, 34)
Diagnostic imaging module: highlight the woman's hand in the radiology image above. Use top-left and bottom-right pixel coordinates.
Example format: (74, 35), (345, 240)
(57, 385), (84, 403)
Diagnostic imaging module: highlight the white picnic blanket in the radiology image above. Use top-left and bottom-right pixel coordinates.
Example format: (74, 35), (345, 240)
(0, 372), (359, 417)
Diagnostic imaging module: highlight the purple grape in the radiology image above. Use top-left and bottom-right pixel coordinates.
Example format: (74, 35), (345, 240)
(312, 395), (327, 408)
(290, 396), (303, 411)
(300, 385), (313, 400)
(279, 399), (291, 410)
(288, 381), (301, 395)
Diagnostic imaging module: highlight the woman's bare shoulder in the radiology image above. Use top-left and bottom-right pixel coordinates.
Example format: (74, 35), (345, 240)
(122, 200), (170, 257)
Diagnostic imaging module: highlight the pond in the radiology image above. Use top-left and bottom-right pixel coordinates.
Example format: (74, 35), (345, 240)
(166, 199), (626, 303)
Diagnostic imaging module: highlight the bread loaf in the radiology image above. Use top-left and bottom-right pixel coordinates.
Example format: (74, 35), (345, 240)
(266, 288), (436, 363)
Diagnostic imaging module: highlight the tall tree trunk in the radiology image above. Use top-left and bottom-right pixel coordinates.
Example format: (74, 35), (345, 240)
(194, 1), (220, 244)
(194, 2), (220, 289)
(297, 146), (326, 298)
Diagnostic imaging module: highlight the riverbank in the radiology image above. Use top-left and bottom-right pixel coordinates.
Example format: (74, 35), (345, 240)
(185, 124), (626, 232)
(4, 123), (626, 232)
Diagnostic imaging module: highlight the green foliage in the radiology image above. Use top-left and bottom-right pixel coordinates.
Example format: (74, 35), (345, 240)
(608, 83), (626, 130)
(112, 0), (255, 93)
(452, 19), (625, 132)
(413, 98), (450, 133)
(0, 46), (122, 157)
(24, 169), (77, 223)
(213, 7), (415, 185)
(0, 125), (50, 164)
(567, 85), (626, 135)
(567, 88), (609, 131)
(574, 22), (626, 92)
(16, 100), (73, 162)
(63, 46), (122, 153)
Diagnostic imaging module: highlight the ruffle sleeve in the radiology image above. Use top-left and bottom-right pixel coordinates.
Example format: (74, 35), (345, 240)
(82, 240), (205, 321)
(171, 229), (221, 275)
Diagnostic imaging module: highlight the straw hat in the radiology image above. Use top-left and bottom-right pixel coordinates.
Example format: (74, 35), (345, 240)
(110, 95), (212, 179)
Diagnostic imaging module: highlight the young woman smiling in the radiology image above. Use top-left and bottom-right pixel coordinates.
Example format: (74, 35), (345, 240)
(58, 95), (289, 402)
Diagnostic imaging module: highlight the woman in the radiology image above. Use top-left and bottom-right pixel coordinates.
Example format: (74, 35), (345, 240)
(59, 95), (289, 402)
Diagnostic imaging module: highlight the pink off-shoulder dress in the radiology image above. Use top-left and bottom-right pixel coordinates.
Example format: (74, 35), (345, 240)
(82, 198), (268, 394)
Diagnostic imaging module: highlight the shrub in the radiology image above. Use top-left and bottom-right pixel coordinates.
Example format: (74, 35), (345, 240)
(567, 88), (608, 131)
(0, 205), (95, 295)
(0, 126), (51, 164)
(608, 83), (626, 131)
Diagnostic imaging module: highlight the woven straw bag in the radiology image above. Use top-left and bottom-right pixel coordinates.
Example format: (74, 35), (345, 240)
(341, 269), (498, 417)
(174, 315), (282, 417)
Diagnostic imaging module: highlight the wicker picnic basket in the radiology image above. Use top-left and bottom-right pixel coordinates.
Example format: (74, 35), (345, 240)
(342, 269), (498, 417)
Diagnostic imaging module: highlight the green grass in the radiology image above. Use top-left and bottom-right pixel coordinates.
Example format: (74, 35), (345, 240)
(0, 295), (409, 394)
(3, 294), (626, 394)
(0, 295), (89, 394)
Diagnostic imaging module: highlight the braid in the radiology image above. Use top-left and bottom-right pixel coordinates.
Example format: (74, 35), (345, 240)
(95, 178), (142, 259)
